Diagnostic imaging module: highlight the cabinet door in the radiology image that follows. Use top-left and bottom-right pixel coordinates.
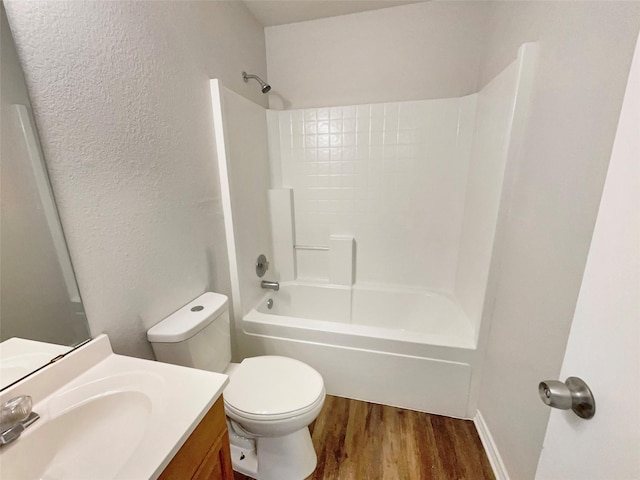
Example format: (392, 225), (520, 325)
(160, 396), (233, 480)
(193, 429), (234, 480)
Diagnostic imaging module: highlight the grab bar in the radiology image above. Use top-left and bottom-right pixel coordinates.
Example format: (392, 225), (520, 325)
(293, 244), (329, 251)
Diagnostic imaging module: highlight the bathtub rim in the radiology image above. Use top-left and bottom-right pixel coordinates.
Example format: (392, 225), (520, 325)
(243, 286), (478, 355)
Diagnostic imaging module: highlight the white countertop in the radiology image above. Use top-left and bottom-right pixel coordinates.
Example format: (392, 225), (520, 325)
(0, 338), (71, 389)
(0, 334), (229, 479)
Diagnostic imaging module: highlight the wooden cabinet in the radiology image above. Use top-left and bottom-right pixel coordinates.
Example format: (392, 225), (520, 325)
(159, 396), (233, 480)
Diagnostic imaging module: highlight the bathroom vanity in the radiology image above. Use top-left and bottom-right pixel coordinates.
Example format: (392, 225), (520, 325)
(0, 335), (231, 479)
(160, 396), (233, 479)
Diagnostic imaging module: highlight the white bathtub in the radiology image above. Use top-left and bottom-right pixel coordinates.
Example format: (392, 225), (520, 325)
(241, 282), (479, 418)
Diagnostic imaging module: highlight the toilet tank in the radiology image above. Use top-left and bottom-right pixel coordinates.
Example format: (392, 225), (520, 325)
(147, 292), (231, 373)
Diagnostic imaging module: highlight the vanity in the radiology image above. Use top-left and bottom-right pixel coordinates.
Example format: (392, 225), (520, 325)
(160, 396), (233, 479)
(0, 335), (233, 480)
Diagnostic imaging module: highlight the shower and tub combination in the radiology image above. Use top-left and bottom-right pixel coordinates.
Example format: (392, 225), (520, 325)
(211, 43), (537, 419)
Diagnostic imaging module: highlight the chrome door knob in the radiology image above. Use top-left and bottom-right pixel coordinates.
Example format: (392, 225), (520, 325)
(538, 377), (596, 419)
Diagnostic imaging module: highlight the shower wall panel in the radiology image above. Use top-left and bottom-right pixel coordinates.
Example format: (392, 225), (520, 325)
(455, 44), (537, 341)
(455, 60), (520, 337)
(211, 82), (274, 319)
(269, 97), (477, 290)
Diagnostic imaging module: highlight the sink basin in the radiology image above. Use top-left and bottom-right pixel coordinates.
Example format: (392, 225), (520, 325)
(2, 391), (152, 479)
(0, 334), (228, 479)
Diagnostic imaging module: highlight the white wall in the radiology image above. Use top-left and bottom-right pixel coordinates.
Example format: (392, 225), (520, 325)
(270, 97), (476, 290)
(476, 3), (640, 479)
(536, 30), (640, 480)
(4, 0), (267, 359)
(265, 1), (489, 109)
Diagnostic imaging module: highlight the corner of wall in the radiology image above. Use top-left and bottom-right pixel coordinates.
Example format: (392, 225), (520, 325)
(474, 410), (511, 480)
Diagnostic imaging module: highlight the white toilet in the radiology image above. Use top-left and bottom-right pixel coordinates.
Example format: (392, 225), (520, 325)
(147, 292), (325, 480)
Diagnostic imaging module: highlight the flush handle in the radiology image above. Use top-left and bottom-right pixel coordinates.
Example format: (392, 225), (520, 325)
(538, 377), (595, 419)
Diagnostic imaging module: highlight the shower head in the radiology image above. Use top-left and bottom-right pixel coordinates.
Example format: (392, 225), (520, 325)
(242, 71), (271, 94)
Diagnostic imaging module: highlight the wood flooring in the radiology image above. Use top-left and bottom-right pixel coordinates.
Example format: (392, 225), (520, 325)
(234, 395), (495, 480)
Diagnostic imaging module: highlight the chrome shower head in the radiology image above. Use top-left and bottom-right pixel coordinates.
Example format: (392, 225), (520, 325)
(242, 71), (271, 94)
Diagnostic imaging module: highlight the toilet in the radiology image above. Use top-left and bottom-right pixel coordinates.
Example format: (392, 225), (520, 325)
(147, 292), (325, 480)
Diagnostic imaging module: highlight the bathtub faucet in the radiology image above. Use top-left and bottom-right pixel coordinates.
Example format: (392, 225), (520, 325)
(261, 280), (279, 291)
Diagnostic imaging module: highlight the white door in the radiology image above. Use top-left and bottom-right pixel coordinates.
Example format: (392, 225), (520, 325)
(535, 32), (640, 480)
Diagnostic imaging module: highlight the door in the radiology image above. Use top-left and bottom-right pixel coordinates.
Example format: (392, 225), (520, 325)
(534, 32), (640, 479)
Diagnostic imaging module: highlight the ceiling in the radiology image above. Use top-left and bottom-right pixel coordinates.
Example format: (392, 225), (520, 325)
(242, 0), (426, 27)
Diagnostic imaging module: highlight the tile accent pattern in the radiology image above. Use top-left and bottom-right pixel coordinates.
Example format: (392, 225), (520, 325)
(269, 97), (477, 290)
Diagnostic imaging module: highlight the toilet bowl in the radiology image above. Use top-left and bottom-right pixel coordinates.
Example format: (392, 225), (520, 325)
(224, 355), (325, 437)
(147, 292), (325, 480)
(223, 356), (325, 479)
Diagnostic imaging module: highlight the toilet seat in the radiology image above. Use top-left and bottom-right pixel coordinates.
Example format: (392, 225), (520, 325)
(223, 356), (324, 421)
(225, 388), (325, 422)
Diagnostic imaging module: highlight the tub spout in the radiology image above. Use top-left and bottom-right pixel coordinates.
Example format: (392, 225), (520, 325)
(261, 280), (279, 291)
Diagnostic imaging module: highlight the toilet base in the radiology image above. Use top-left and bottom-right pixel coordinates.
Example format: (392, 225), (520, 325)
(229, 427), (317, 480)
(229, 443), (258, 478)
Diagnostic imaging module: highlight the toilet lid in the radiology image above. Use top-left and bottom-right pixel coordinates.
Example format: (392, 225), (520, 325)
(223, 356), (324, 418)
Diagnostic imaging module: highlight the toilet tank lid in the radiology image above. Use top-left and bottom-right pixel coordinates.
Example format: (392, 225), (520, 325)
(147, 292), (228, 343)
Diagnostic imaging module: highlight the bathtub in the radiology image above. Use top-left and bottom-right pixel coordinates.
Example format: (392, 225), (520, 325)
(241, 282), (479, 418)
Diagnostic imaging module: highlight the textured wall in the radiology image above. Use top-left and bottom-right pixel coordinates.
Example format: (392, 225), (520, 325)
(265, 1), (489, 109)
(4, 1), (267, 359)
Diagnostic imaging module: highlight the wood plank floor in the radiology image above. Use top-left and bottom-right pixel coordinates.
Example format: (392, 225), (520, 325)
(234, 395), (495, 480)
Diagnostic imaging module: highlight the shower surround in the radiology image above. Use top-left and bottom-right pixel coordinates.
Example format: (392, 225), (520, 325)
(211, 44), (536, 418)
(268, 96), (476, 293)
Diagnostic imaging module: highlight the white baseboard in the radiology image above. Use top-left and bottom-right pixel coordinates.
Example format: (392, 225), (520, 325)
(474, 410), (510, 480)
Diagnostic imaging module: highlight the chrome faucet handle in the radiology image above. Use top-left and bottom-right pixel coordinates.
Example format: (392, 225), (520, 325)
(0, 422), (25, 445)
(256, 254), (270, 278)
(0, 395), (39, 445)
(1, 395), (32, 426)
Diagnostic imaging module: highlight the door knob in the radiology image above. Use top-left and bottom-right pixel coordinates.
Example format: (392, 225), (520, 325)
(538, 377), (596, 419)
